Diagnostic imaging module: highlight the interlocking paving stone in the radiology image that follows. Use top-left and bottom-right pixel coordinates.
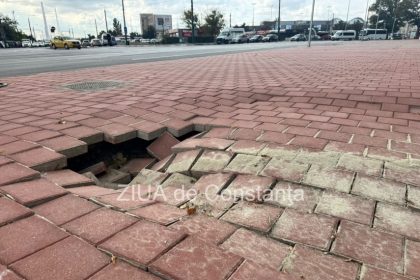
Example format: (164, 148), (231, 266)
(0, 156), (12, 166)
(354, 175), (406, 206)
(0, 196), (33, 226)
(227, 140), (267, 155)
(260, 158), (309, 183)
(259, 144), (299, 161)
(337, 154), (384, 177)
(161, 173), (197, 189)
(89, 261), (160, 280)
(229, 260), (300, 280)
(374, 203), (420, 240)
(221, 201), (282, 232)
(282, 245), (359, 280)
(224, 154), (270, 175)
(0, 140), (39, 155)
(0, 264), (23, 280)
(100, 220), (186, 268)
(95, 191), (155, 211)
(360, 265), (412, 280)
(172, 138), (234, 152)
(407, 185), (420, 209)
(154, 186), (196, 206)
(33, 194), (100, 226)
(146, 131), (180, 160)
(0, 135), (17, 146)
(63, 208), (138, 245)
(130, 120), (166, 140)
(98, 123), (137, 144)
(222, 174), (274, 201)
(129, 203), (187, 225)
(129, 169), (168, 187)
(265, 181), (321, 211)
(0, 178), (68, 207)
(384, 161), (420, 187)
(0, 163), (39, 186)
(303, 166), (355, 193)
(221, 228), (291, 270)
(166, 149), (201, 174)
(42, 169), (94, 188)
(9, 147), (67, 172)
(294, 150), (340, 168)
(120, 158), (156, 176)
(60, 126), (104, 145)
(39, 135), (87, 158)
(271, 209), (338, 249)
(67, 185), (118, 198)
(315, 191), (376, 225)
(10, 236), (109, 280)
(332, 220), (404, 273)
(149, 237), (242, 280)
(191, 173), (233, 195)
(150, 154), (174, 172)
(0, 216), (68, 265)
(98, 168), (131, 184)
(405, 240), (420, 278)
(190, 150), (233, 177)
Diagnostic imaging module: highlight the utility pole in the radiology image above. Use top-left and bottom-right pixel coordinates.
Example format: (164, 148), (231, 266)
(252, 3), (256, 28)
(308, 0), (316, 47)
(55, 8), (60, 35)
(33, 26), (36, 40)
(41, 2), (49, 40)
(139, 14), (142, 34)
(277, 0), (281, 36)
(391, 0), (399, 35)
(344, 0), (351, 30)
(12, 11), (16, 21)
(104, 9), (109, 32)
(122, 0), (129, 45)
(230, 13), (232, 28)
(71, 28), (74, 38)
(28, 18), (33, 42)
(95, 19), (99, 38)
(191, 0), (195, 44)
(364, 0), (370, 29)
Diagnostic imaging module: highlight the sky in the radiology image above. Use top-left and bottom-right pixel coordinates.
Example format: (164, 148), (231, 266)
(0, 0), (371, 39)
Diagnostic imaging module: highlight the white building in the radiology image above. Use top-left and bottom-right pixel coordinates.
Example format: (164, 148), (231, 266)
(140, 14), (172, 37)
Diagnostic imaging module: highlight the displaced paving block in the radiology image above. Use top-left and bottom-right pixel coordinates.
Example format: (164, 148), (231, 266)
(191, 173), (233, 195)
(283, 245), (359, 280)
(98, 123), (137, 144)
(166, 149), (201, 174)
(224, 154), (270, 175)
(221, 228), (291, 270)
(60, 126), (104, 145)
(169, 214), (236, 244)
(187, 193), (236, 218)
(259, 143), (300, 161)
(294, 150), (340, 168)
(0, 216), (68, 265)
(303, 166), (354, 192)
(0, 178), (68, 207)
(0, 196), (33, 226)
(408, 185), (420, 209)
(227, 140), (267, 155)
(332, 220), (404, 273)
(120, 158), (156, 176)
(0, 140), (39, 155)
(33, 194), (100, 226)
(39, 136), (88, 158)
(98, 169), (131, 185)
(129, 169), (168, 187)
(172, 138), (234, 152)
(337, 154), (383, 177)
(161, 173), (196, 189)
(129, 203), (187, 225)
(154, 186), (196, 206)
(163, 118), (194, 137)
(260, 158), (309, 183)
(271, 209), (338, 249)
(130, 121), (166, 141)
(150, 154), (174, 172)
(146, 132), (180, 160)
(190, 150), (233, 177)
(384, 161), (420, 186)
(316, 191), (376, 225)
(100, 220), (186, 268)
(265, 181), (321, 212)
(79, 161), (107, 175)
(42, 169), (94, 188)
(222, 174), (274, 201)
(352, 174), (406, 205)
(89, 261), (160, 280)
(149, 237), (242, 280)
(94, 191), (155, 211)
(374, 203), (420, 240)
(405, 240), (420, 278)
(67, 185), (118, 198)
(0, 163), (40, 186)
(63, 208), (138, 245)
(10, 236), (109, 280)
(9, 147), (67, 172)
(221, 201), (282, 232)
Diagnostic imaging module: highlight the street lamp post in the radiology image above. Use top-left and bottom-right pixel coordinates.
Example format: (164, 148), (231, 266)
(364, 0), (370, 29)
(308, 0), (316, 47)
(122, 0), (128, 45)
(104, 9), (109, 32)
(277, 0), (281, 37)
(191, 0), (195, 44)
(252, 3), (256, 28)
(344, 0), (351, 30)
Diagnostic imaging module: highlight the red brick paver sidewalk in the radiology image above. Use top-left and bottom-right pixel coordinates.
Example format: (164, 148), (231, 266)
(0, 41), (420, 280)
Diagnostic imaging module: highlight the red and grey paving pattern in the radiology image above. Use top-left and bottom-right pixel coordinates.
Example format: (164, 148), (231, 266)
(0, 41), (420, 279)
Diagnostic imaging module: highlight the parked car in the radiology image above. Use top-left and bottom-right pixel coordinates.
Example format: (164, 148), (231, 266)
(290, 34), (306, 41)
(140, 38), (151, 43)
(216, 28), (245, 44)
(51, 36), (81, 49)
(90, 39), (102, 47)
(390, 33), (402, 40)
(262, 34), (278, 42)
(331, 30), (356, 41)
(231, 34), (249, 44)
(81, 40), (90, 47)
(22, 39), (31, 47)
(249, 35), (263, 42)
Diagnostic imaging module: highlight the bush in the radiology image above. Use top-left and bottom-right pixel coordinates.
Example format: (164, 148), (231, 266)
(187, 36), (215, 43)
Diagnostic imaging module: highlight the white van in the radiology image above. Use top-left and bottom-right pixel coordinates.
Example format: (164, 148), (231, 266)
(332, 30), (356, 41)
(216, 28), (245, 44)
(22, 39), (32, 47)
(359, 29), (388, 40)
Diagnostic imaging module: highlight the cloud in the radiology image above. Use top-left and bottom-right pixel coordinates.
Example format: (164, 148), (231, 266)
(0, 0), (369, 38)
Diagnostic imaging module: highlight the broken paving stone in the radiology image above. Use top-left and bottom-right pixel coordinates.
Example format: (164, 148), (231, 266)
(224, 154), (270, 175)
(166, 149), (201, 174)
(190, 150), (233, 178)
(98, 169), (131, 185)
(120, 158), (156, 176)
(146, 132), (180, 160)
(129, 169), (168, 187)
(79, 161), (107, 176)
(150, 154), (175, 172)
(161, 173), (196, 189)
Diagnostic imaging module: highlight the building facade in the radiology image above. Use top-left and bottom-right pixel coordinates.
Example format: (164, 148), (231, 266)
(140, 14), (172, 37)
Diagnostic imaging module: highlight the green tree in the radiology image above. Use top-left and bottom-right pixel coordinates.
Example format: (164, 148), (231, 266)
(400, 0), (420, 37)
(130, 32), (141, 39)
(333, 20), (347, 30)
(202, 10), (225, 37)
(182, 10), (200, 29)
(369, 0), (405, 32)
(0, 15), (28, 42)
(112, 18), (122, 35)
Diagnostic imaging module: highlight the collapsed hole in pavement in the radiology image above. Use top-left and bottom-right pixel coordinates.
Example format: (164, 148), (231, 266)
(67, 130), (200, 187)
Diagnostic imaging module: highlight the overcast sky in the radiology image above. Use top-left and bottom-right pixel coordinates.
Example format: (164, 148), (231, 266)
(1, 0), (371, 39)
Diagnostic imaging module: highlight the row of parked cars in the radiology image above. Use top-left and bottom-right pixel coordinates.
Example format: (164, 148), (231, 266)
(216, 28), (282, 44)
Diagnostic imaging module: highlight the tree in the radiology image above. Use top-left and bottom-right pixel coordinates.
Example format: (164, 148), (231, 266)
(369, 0), (405, 33)
(143, 25), (156, 39)
(130, 32), (141, 39)
(202, 10), (225, 37)
(98, 30), (107, 38)
(333, 20), (347, 30)
(182, 10), (200, 29)
(112, 18), (122, 35)
(0, 15), (28, 42)
(400, 0), (420, 37)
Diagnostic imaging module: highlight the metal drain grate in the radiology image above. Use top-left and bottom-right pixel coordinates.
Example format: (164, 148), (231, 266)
(0, 83), (8, 88)
(64, 81), (123, 91)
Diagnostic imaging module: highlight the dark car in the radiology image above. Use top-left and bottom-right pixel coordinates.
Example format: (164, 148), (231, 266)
(290, 34), (306, 41)
(262, 34), (278, 42)
(249, 35), (263, 43)
(391, 33), (402, 40)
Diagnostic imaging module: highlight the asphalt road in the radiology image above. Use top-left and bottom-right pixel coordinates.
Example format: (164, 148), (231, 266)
(0, 41), (339, 77)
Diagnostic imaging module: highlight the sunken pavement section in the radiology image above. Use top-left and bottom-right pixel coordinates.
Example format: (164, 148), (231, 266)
(0, 41), (420, 280)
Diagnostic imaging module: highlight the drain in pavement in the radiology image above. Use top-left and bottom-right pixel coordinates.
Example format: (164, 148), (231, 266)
(63, 81), (123, 91)
(0, 82), (8, 88)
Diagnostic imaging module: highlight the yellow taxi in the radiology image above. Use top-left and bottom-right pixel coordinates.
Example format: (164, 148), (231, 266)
(50, 36), (81, 49)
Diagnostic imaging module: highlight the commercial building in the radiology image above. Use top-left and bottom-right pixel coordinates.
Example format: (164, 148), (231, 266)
(140, 14), (172, 37)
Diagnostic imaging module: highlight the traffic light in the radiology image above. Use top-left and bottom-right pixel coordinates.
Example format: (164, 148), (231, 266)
(51, 26), (56, 33)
